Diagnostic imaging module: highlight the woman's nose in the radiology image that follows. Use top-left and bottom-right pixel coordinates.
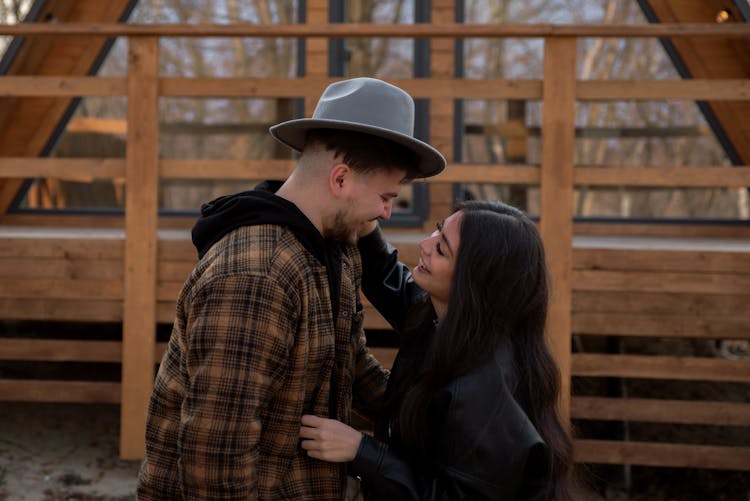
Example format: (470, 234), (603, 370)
(419, 233), (437, 253)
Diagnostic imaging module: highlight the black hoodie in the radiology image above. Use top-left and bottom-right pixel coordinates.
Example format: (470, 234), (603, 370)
(191, 180), (345, 321)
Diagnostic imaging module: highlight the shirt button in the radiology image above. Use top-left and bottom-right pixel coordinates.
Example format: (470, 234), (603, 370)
(341, 311), (349, 318)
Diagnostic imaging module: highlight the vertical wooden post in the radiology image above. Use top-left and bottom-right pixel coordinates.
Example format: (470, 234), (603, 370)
(120, 35), (159, 460)
(427, 0), (456, 230)
(540, 37), (576, 420)
(305, 0), (329, 115)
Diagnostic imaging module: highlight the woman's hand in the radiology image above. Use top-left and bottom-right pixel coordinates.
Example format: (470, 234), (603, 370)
(299, 414), (363, 462)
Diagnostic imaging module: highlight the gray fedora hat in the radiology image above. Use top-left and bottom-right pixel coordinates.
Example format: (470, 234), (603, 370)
(270, 77), (446, 178)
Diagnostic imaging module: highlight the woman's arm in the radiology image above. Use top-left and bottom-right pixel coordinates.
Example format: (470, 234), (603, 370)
(299, 415), (498, 501)
(300, 369), (551, 501)
(358, 225), (427, 331)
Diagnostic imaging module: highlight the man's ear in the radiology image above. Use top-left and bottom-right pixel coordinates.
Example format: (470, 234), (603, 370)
(329, 163), (351, 197)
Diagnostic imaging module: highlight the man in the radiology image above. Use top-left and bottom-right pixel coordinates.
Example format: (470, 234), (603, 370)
(137, 77), (446, 500)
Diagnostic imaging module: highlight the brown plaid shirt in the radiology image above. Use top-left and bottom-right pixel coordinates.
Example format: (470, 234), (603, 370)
(137, 225), (388, 500)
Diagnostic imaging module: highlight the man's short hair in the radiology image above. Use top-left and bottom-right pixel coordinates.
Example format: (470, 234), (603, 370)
(303, 129), (420, 179)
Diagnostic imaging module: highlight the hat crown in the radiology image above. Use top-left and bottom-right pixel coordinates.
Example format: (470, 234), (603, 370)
(311, 78), (415, 137)
(269, 77), (446, 177)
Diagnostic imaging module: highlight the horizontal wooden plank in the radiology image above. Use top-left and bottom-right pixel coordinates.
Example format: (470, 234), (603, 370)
(1, 22), (749, 38)
(162, 77), (544, 100)
(158, 239), (197, 261)
(573, 291), (750, 317)
(161, 77), (326, 98)
(572, 312), (750, 339)
(0, 298), (123, 321)
(158, 261), (195, 282)
(0, 230), (192, 260)
(572, 354), (750, 382)
(0, 236), (124, 259)
(0, 339), (122, 362)
(574, 222), (750, 239)
(0, 338), (171, 363)
(426, 165), (540, 184)
(1, 76), (747, 102)
(0, 279), (123, 300)
(157, 301), (177, 323)
(161, 159), (541, 184)
(0, 77), (127, 97)
(574, 440), (750, 470)
(573, 235), (750, 253)
(68, 117), (128, 134)
(0, 258), (123, 280)
(573, 269), (750, 294)
(571, 397), (750, 426)
(578, 80), (750, 101)
(574, 166), (750, 187)
(574, 248), (750, 273)
(160, 159), (295, 180)
(3, 157), (747, 189)
(0, 379), (120, 404)
(157, 282), (182, 301)
(0, 158), (125, 180)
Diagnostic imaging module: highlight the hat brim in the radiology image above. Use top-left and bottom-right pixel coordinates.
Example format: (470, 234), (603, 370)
(270, 118), (446, 178)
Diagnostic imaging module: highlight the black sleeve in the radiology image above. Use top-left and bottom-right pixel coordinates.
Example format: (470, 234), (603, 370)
(348, 379), (551, 501)
(350, 435), (501, 501)
(358, 227), (427, 332)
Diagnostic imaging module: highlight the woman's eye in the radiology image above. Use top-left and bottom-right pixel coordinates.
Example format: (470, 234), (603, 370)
(436, 242), (444, 256)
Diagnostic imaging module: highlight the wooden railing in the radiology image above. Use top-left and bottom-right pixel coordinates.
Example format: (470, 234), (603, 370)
(0, 17), (749, 467)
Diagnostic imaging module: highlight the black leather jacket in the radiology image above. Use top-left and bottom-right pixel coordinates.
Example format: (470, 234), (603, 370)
(351, 228), (551, 500)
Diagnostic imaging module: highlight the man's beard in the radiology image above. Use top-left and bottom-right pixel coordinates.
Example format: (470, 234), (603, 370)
(323, 209), (358, 245)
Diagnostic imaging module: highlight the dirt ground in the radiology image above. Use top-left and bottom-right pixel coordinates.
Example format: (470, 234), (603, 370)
(0, 401), (747, 500)
(0, 403), (139, 501)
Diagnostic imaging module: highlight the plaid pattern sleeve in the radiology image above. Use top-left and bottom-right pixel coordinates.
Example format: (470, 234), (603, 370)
(178, 272), (297, 499)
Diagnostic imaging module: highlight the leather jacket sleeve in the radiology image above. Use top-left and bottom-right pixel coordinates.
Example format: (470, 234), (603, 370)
(351, 434), (499, 501)
(357, 227), (428, 332)
(349, 422), (548, 501)
(348, 353), (552, 501)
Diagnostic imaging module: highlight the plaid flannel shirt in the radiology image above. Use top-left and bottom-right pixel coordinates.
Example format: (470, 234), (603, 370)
(137, 224), (388, 500)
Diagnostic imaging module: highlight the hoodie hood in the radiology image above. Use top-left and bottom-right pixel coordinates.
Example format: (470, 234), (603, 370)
(192, 180), (337, 262)
(191, 181), (345, 320)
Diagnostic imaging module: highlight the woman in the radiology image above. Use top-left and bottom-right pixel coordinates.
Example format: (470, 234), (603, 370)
(300, 200), (574, 500)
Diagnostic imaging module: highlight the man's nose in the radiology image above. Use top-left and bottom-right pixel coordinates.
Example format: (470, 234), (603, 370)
(381, 199), (393, 220)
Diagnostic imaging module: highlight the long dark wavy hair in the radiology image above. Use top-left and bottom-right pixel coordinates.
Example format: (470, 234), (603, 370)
(396, 200), (574, 500)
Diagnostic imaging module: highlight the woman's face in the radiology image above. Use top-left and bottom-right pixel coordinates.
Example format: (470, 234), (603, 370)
(413, 210), (463, 310)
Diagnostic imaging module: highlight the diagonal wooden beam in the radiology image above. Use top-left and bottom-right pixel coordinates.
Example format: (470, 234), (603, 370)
(0, 0), (135, 219)
(642, 0), (750, 164)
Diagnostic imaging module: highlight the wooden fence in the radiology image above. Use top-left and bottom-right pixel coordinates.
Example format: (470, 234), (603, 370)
(0, 13), (749, 468)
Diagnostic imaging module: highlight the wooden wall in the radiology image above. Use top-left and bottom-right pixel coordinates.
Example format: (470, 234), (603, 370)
(1, 229), (748, 470)
(0, 4), (749, 468)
